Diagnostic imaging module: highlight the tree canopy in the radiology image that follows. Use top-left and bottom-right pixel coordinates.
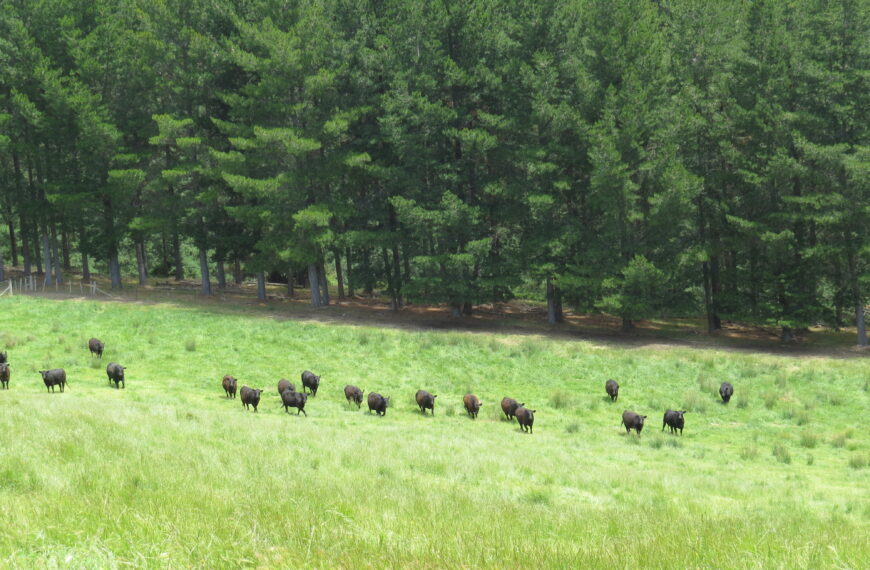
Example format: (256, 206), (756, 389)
(0, 0), (867, 344)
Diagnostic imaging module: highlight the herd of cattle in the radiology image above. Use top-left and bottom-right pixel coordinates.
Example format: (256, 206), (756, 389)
(0, 337), (738, 436)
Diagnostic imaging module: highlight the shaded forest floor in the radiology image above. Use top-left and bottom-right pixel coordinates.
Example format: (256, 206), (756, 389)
(5, 268), (866, 357)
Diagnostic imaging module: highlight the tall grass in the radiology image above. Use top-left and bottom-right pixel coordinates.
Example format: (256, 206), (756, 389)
(0, 296), (867, 568)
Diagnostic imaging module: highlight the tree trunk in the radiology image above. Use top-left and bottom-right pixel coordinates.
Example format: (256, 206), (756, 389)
(109, 250), (122, 289)
(20, 214), (30, 277)
(362, 248), (373, 296)
(0, 250), (5, 281)
(216, 260), (226, 289)
(402, 244), (412, 285)
(857, 302), (867, 347)
(450, 303), (462, 318)
(233, 259), (242, 285)
(61, 228), (71, 271)
(43, 234), (53, 285)
(173, 230), (183, 280)
(256, 271), (266, 300)
(32, 230), (42, 276)
(7, 222), (17, 267)
(286, 268), (294, 297)
(702, 261), (716, 333)
(307, 264), (322, 307)
(161, 232), (169, 273)
(345, 247), (354, 297)
(381, 247), (398, 311)
(334, 250), (345, 299)
(82, 252), (90, 283)
(50, 224), (62, 284)
(622, 317), (634, 332)
(391, 243), (403, 308)
(199, 248), (212, 295)
(135, 241), (148, 285)
(709, 255), (722, 330)
(463, 302), (473, 316)
(546, 278), (564, 324)
(319, 261), (330, 306)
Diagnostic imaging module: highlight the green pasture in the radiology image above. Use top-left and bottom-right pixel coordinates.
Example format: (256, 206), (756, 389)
(0, 296), (867, 568)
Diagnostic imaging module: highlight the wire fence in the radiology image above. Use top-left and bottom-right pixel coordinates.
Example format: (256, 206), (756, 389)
(0, 275), (315, 307)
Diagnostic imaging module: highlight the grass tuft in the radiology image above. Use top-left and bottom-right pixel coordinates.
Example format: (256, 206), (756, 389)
(682, 389), (708, 413)
(848, 454), (868, 470)
(549, 389), (574, 410)
(799, 432), (818, 448)
(772, 443), (792, 464)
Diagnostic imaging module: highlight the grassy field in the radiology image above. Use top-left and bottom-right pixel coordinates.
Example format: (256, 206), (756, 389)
(0, 296), (867, 568)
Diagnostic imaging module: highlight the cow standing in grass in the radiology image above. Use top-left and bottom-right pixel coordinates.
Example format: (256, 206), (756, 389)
(515, 407), (535, 433)
(605, 379), (619, 402)
(106, 362), (125, 389)
(223, 375), (237, 398)
(0, 362), (9, 389)
(277, 379), (295, 395)
(501, 397), (523, 421)
(280, 390), (308, 416)
(88, 338), (104, 358)
(40, 369), (67, 393)
(719, 382), (734, 404)
(662, 410), (686, 435)
(463, 394), (481, 419)
(367, 393), (389, 416)
(415, 390), (437, 415)
(240, 386), (263, 412)
(301, 371), (320, 396)
(344, 385), (364, 408)
(622, 410), (646, 435)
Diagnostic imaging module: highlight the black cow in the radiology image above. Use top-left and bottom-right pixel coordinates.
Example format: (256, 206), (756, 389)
(719, 382), (734, 404)
(622, 410), (646, 435)
(239, 386), (263, 412)
(277, 378), (295, 395)
(515, 406), (536, 433)
(106, 362), (125, 389)
(463, 394), (481, 419)
(415, 390), (437, 415)
(662, 410), (686, 435)
(605, 379), (619, 402)
(344, 385), (364, 408)
(0, 351), (7, 363)
(367, 392), (390, 416)
(280, 390), (308, 416)
(501, 397), (524, 421)
(0, 362), (9, 389)
(40, 369), (67, 393)
(301, 370), (320, 396)
(88, 338), (104, 358)
(223, 375), (237, 398)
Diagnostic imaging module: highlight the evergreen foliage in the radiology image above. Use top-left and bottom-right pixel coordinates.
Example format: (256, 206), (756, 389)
(0, 0), (867, 342)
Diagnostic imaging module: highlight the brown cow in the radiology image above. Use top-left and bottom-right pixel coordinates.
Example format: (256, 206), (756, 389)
(88, 338), (104, 358)
(415, 390), (437, 415)
(222, 375), (237, 398)
(344, 385), (364, 408)
(239, 386), (263, 412)
(501, 397), (524, 421)
(622, 410), (646, 435)
(277, 378), (295, 395)
(463, 394), (481, 419)
(515, 407), (535, 433)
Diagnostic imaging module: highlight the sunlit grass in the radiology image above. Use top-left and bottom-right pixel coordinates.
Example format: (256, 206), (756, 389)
(0, 296), (867, 568)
